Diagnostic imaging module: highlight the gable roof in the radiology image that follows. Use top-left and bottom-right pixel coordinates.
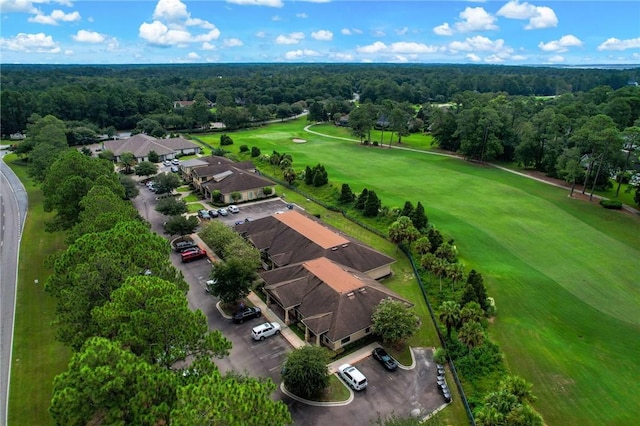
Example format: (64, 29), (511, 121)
(235, 210), (395, 273)
(103, 134), (199, 158)
(200, 166), (274, 194)
(260, 257), (412, 341)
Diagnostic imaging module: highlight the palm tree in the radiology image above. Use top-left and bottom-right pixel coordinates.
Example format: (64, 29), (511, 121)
(447, 263), (465, 292)
(118, 151), (136, 174)
(501, 375), (536, 404)
(438, 301), (460, 339)
(475, 405), (504, 426)
(460, 301), (483, 326)
(457, 320), (484, 350)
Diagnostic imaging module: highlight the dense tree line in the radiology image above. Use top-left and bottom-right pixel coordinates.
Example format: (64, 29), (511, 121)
(2, 63), (638, 136)
(20, 115), (291, 424)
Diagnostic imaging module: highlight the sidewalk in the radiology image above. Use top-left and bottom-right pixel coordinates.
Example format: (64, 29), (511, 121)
(246, 292), (307, 349)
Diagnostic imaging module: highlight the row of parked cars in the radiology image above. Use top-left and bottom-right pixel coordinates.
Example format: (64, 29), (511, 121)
(198, 205), (239, 220)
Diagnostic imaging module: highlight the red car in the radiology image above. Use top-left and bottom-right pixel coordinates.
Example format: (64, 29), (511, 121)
(181, 248), (207, 263)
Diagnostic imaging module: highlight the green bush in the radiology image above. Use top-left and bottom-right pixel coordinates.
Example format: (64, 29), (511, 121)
(599, 199), (623, 209)
(239, 144), (249, 153)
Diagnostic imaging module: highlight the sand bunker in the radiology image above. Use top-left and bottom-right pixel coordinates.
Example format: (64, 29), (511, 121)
(292, 138), (307, 143)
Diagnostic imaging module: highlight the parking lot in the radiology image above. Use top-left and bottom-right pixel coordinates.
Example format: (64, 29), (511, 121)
(133, 178), (447, 424)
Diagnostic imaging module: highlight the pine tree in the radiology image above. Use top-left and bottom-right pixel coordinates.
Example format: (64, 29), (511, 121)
(411, 201), (428, 230)
(400, 201), (414, 217)
(339, 183), (355, 203)
(355, 188), (368, 210)
(363, 190), (381, 217)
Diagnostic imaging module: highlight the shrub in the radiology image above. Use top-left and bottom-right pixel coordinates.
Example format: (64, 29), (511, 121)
(239, 144), (249, 153)
(599, 199), (622, 209)
(251, 146), (261, 157)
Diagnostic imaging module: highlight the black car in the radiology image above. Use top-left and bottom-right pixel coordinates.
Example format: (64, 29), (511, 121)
(232, 306), (262, 324)
(174, 241), (198, 252)
(208, 209), (219, 218)
(372, 347), (398, 371)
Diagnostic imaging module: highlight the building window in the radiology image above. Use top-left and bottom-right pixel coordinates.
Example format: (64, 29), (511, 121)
(341, 336), (351, 345)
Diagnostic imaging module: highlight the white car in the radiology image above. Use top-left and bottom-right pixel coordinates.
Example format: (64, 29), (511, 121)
(338, 363), (368, 391)
(163, 160), (171, 166)
(171, 158), (180, 165)
(251, 322), (281, 341)
(228, 205), (239, 213)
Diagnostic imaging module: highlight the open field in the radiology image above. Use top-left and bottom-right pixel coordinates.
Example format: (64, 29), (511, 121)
(199, 118), (640, 425)
(5, 155), (70, 426)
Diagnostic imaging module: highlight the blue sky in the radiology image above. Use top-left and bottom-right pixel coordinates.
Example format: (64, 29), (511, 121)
(1, 0), (639, 65)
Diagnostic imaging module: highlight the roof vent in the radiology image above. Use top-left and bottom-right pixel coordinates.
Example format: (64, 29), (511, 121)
(331, 246), (338, 251)
(342, 244), (349, 248)
(358, 287), (366, 293)
(346, 292), (355, 298)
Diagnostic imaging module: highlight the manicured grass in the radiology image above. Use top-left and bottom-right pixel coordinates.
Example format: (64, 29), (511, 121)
(186, 203), (206, 213)
(200, 119), (640, 425)
(316, 375), (350, 402)
(5, 155), (70, 426)
(182, 193), (201, 203)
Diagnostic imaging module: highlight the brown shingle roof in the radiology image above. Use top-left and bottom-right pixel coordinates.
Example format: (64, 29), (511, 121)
(236, 211), (395, 273)
(275, 211), (348, 249)
(261, 258), (412, 342)
(103, 134), (198, 158)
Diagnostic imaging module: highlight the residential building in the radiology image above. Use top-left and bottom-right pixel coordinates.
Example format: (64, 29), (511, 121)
(235, 210), (395, 279)
(102, 134), (200, 162)
(260, 257), (412, 350)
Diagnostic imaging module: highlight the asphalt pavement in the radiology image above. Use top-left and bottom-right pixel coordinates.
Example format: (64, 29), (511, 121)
(0, 148), (28, 426)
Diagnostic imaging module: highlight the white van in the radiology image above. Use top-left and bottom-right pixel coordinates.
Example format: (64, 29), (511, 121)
(338, 363), (368, 391)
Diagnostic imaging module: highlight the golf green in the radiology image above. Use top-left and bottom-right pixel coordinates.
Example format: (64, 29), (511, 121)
(205, 120), (640, 425)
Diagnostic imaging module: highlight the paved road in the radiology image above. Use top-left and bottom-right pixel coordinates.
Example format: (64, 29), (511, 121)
(0, 149), (28, 426)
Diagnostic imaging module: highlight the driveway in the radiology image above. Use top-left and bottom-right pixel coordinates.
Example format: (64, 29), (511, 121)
(286, 347), (446, 425)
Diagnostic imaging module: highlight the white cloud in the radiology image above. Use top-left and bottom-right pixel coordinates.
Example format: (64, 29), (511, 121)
(455, 7), (498, 32)
(202, 42), (216, 50)
(434, 23), (453, 36)
(497, 1), (558, 29)
(341, 28), (352, 35)
(448, 36), (511, 53)
(140, 0), (220, 46)
(311, 30), (333, 41)
(255, 31), (267, 38)
(0, 0), (38, 14)
(296, 13), (308, 18)
(388, 42), (439, 54)
(526, 7), (557, 29)
(139, 21), (191, 46)
(223, 38), (243, 47)
(28, 9), (81, 25)
(283, 49), (320, 59)
(275, 32), (304, 44)
(597, 37), (640, 51)
(395, 27), (409, 36)
(271, 15), (281, 21)
(0, 32), (60, 53)
(356, 41), (387, 54)
(226, 0), (283, 7)
(187, 51), (200, 59)
(484, 54), (506, 63)
(511, 54), (527, 61)
(547, 54), (564, 63)
(72, 30), (105, 43)
(538, 34), (582, 52)
(372, 30), (386, 37)
(466, 53), (481, 62)
(153, 0), (188, 22)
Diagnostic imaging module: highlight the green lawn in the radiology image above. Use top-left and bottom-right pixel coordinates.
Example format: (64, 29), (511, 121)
(198, 118), (640, 425)
(5, 155), (70, 426)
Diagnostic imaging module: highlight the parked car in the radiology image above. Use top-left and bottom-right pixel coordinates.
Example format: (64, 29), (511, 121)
(228, 204), (239, 213)
(232, 306), (262, 324)
(337, 363), (368, 391)
(436, 364), (445, 375)
(372, 347), (398, 371)
(251, 322), (281, 340)
(208, 209), (219, 218)
(181, 248), (207, 263)
(198, 209), (211, 220)
(170, 165), (179, 173)
(174, 241), (198, 252)
(171, 158), (180, 165)
(163, 160), (172, 166)
(217, 208), (228, 216)
(205, 278), (217, 293)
